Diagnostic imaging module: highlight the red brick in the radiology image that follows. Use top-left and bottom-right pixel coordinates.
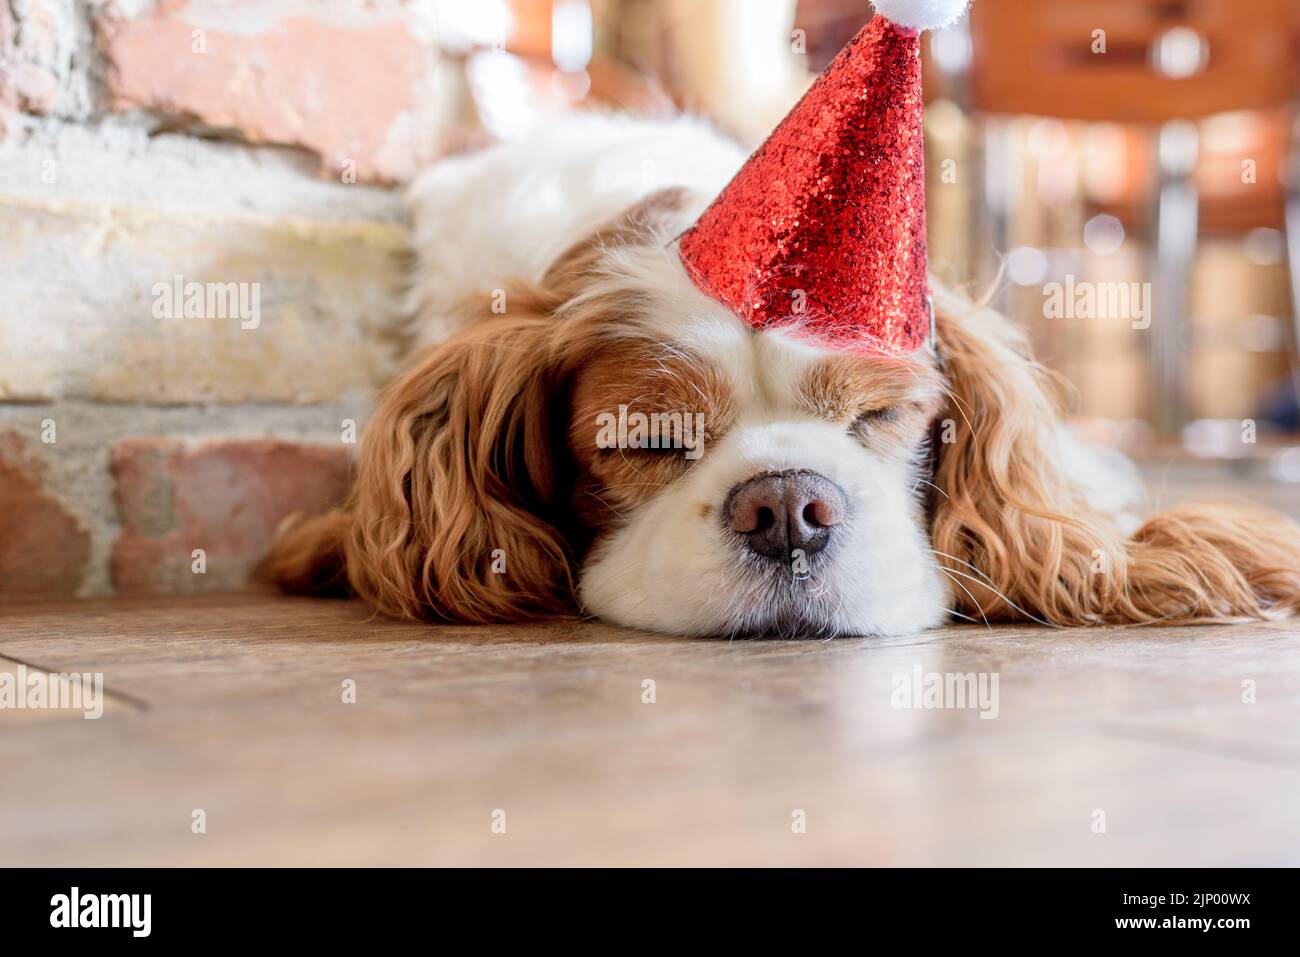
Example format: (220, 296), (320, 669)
(94, 0), (439, 183)
(0, 0), (65, 116)
(112, 438), (351, 594)
(0, 430), (91, 599)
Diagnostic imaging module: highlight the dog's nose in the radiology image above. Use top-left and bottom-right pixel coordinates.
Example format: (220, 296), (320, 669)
(723, 470), (847, 560)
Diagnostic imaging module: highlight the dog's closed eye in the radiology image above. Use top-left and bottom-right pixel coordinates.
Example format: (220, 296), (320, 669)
(852, 406), (897, 429)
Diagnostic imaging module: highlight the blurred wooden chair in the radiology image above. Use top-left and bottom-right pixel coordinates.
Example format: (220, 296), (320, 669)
(959, 0), (1300, 437)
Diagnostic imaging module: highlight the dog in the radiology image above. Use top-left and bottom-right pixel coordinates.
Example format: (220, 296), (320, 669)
(263, 113), (1300, 637)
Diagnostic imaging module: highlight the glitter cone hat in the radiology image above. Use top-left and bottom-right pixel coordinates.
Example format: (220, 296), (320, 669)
(679, 0), (971, 354)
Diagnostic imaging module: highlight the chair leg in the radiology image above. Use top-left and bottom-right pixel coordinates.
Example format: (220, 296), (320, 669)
(1284, 112), (1300, 421)
(1150, 120), (1200, 439)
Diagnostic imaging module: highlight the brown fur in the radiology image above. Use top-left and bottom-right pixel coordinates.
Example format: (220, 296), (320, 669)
(929, 285), (1300, 625)
(261, 309), (576, 622)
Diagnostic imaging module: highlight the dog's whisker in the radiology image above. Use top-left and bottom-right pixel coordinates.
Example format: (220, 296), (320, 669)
(937, 567), (1057, 628)
(928, 548), (997, 584)
(914, 477), (949, 500)
(936, 567), (993, 631)
(584, 489), (630, 521)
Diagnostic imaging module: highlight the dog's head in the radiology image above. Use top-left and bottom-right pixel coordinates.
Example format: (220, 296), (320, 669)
(266, 190), (1300, 635)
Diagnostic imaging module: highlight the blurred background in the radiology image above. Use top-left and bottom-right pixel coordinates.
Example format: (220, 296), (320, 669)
(2, 0), (1299, 602)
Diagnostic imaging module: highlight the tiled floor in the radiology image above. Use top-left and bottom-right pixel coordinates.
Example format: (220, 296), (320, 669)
(2, 591), (1298, 865)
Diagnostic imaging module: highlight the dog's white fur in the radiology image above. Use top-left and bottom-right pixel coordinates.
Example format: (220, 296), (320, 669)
(400, 114), (1139, 636)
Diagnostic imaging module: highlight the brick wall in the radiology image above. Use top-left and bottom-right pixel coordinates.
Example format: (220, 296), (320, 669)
(0, 0), (453, 600)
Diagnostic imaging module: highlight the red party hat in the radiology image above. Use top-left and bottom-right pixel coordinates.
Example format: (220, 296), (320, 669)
(679, 1), (970, 354)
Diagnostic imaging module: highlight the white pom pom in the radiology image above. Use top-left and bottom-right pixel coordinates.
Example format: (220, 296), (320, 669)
(871, 0), (971, 32)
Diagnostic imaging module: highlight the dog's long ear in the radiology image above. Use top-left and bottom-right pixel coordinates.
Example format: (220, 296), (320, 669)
(264, 308), (575, 622)
(930, 285), (1300, 625)
(348, 311), (575, 622)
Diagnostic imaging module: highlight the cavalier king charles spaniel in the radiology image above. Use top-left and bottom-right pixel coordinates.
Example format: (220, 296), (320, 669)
(263, 114), (1300, 637)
